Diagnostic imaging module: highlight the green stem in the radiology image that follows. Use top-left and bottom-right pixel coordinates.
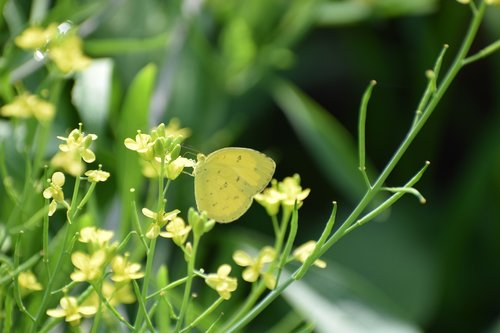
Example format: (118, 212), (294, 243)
(175, 234), (200, 332)
(224, 3), (488, 331)
(134, 237), (157, 331)
(179, 297), (225, 333)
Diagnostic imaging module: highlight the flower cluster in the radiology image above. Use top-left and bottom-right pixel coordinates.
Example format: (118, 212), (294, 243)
(47, 226), (143, 325)
(50, 124), (101, 177)
(255, 173), (310, 217)
(15, 22), (91, 74)
(205, 264), (238, 300)
(0, 92), (55, 122)
(43, 125), (108, 216)
(233, 246), (276, 289)
(124, 120), (194, 180)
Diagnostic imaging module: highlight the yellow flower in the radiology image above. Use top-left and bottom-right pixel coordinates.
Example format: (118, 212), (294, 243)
(142, 208), (180, 239)
(205, 264), (238, 300)
(142, 156), (194, 180)
(14, 24), (58, 49)
(292, 241), (326, 269)
(18, 271), (43, 296)
(57, 127), (98, 163)
(124, 131), (154, 160)
(233, 246), (276, 289)
(159, 216), (191, 246)
(43, 172), (67, 216)
(78, 226), (115, 248)
(49, 35), (91, 73)
(255, 174), (310, 216)
(110, 254), (144, 282)
(70, 250), (107, 282)
(0, 93), (55, 121)
(485, 0), (500, 5)
(46, 296), (97, 326)
(85, 169), (110, 182)
(51, 150), (85, 177)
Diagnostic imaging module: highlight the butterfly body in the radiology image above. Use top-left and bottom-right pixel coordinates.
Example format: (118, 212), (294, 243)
(194, 147), (276, 223)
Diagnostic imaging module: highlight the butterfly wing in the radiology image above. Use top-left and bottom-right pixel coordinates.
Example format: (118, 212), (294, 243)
(194, 147), (276, 223)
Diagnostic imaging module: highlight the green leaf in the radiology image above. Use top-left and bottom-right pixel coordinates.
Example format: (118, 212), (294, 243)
(115, 63), (156, 237)
(282, 262), (423, 333)
(271, 78), (366, 202)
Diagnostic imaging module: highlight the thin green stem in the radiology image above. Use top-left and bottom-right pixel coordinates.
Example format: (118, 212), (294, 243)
(224, 3), (489, 331)
(179, 297), (225, 333)
(358, 80), (376, 188)
(175, 234), (200, 332)
(132, 280), (155, 333)
(133, 237), (157, 331)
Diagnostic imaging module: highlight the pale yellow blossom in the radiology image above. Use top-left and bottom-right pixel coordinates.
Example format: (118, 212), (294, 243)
(233, 246), (276, 289)
(205, 264), (238, 300)
(292, 241), (326, 268)
(110, 254), (144, 282)
(46, 296), (97, 326)
(70, 250), (107, 282)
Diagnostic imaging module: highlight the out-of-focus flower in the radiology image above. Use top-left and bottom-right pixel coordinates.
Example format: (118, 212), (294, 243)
(50, 150), (85, 177)
(46, 296), (97, 326)
(14, 24), (57, 49)
(18, 271), (43, 296)
(0, 93), (55, 122)
(292, 240), (326, 268)
(70, 250), (106, 282)
(233, 246), (276, 289)
(49, 35), (91, 73)
(110, 254), (144, 282)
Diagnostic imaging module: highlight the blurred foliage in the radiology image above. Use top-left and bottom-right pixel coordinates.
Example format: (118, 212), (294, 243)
(0, 0), (499, 332)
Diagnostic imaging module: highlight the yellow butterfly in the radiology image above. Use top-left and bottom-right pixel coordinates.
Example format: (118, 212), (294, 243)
(194, 147), (276, 223)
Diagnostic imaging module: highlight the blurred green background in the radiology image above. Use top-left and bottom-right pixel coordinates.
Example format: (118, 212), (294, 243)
(1, 0), (500, 332)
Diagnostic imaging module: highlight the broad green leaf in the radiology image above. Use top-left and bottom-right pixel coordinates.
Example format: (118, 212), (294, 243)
(115, 63), (156, 237)
(282, 263), (423, 333)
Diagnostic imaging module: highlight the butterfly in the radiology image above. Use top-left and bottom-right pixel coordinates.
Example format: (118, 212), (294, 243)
(194, 147), (276, 223)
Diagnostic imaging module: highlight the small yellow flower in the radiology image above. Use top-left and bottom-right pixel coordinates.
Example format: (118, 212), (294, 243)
(485, 0), (500, 5)
(124, 131), (154, 160)
(255, 174), (310, 216)
(292, 241), (326, 269)
(85, 169), (110, 182)
(0, 93), (55, 121)
(142, 156), (194, 180)
(49, 35), (91, 73)
(456, 0), (470, 3)
(233, 246), (276, 289)
(18, 271), (43, 296)
(78, 226), (115, 248)
(14, 24), (58, 49)
(159, 216), (191, 246)
(205, 264), (238, 300)
(110, 254), (144, 282)
(142, 208), (180, 239)
(43, 172), (67, 216)
(46, 296), (97, 326)
(70, 250), (107, 282)
(57, 127), (98, 163)
(51, 150), (85, 177)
